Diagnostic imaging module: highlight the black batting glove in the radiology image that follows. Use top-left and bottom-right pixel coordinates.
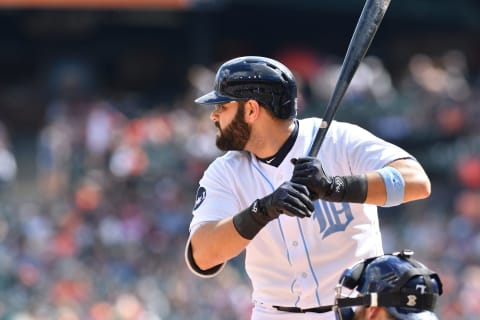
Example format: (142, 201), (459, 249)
(291, 157), (334, 201)
(233, 181), (314, 240)
(256, 181), (314, 223)
(291, 157), (368, 203)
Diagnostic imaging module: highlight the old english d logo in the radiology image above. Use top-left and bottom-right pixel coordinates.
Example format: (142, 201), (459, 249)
(313, 201), (353, 239)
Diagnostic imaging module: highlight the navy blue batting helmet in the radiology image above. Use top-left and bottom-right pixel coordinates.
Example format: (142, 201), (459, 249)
(195, 56), (298, 119)
(335, 249), (443, 320)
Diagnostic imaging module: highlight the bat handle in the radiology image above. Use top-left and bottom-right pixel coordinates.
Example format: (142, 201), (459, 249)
(308, 122), (328, 157)
(308, 78), (349, 157)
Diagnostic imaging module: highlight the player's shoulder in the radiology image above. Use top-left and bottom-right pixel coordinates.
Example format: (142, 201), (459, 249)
(297, 117), (372, 148)
(218, 150), (250, 163)
(298, 117), (359, 134)
(206, 151), (250, 172)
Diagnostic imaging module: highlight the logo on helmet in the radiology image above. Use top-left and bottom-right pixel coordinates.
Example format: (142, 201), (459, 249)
(406, 295), (417, 307)
(416, 284), (427, 294)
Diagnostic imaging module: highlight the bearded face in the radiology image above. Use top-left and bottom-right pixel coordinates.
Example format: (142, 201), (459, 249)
(215, 102), (251, 151)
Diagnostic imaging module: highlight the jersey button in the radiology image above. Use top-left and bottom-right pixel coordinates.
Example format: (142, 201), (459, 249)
(292, 241), (298, 247)
(302, 272), (308, 278)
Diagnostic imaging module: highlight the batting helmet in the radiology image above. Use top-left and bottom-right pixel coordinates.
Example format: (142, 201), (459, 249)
(195, 56), (298, 119)
(335, 249), (443, 320)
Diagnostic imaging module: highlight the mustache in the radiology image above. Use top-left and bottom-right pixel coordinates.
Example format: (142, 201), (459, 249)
(215, 122), (221, 130)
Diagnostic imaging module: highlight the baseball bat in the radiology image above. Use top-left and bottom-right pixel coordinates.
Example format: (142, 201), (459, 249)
(308, 0), (391, 157)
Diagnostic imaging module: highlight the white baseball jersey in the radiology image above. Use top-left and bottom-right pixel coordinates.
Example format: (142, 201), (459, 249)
(186, 117), (413, 319)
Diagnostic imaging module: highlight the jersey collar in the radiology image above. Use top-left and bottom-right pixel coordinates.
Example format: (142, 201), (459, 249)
(257, 120), (299, 167)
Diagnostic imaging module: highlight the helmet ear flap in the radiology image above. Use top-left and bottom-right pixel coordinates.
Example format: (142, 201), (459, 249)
(280, 97), (297, 119)
(274, 82), (296, 119)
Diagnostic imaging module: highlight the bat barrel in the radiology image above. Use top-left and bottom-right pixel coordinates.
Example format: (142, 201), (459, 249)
(308, 0), (391, 157)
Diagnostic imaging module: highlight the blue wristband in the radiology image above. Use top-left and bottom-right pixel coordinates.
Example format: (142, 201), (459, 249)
(376, 166), (405, 207)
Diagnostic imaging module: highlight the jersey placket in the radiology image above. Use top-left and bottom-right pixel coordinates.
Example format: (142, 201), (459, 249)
(279, 214), (318, 305)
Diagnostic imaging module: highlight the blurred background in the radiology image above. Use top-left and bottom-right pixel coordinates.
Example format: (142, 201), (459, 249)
(0, 0), (478, 319)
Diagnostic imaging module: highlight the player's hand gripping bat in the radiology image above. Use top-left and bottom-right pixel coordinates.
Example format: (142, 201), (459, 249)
(308, 0), (391, 157)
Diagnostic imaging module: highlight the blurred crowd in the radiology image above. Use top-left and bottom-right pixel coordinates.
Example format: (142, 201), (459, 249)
(0, 47), (478, 320)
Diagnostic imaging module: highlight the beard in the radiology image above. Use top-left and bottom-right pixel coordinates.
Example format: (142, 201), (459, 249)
(215, 102), (251, 151)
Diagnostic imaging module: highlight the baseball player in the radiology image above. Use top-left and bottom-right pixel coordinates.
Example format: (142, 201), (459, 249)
(333, 249), (443, 320)
(185, 56), (431, 320)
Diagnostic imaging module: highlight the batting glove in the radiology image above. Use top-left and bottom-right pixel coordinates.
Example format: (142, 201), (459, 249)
(291, 157), (367, 203)
(233, 181), (314, 240)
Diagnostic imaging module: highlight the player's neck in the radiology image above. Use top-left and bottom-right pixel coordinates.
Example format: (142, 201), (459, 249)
(246, 119), (296, 159)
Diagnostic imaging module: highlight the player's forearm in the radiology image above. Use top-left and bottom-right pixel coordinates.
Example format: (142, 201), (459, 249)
(190, 218), (250, 271)
(365, 158), (431, 206)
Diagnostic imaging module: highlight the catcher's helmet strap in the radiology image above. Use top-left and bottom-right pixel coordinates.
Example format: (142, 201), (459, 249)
(391, 267), (438, 294)
(392, 255), (444, 296)
(336, 292), (438, 312)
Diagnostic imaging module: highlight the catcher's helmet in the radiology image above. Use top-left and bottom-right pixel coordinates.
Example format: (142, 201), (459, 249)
(195, 56), (297, 119)
(335, 249), (443, 320)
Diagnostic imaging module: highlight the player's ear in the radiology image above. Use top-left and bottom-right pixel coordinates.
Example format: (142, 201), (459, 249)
(244, 100), (260, 122)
